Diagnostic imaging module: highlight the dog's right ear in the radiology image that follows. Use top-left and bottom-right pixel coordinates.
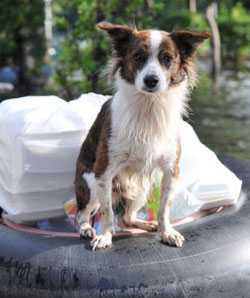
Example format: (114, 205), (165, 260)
(97, 22), (134, 55)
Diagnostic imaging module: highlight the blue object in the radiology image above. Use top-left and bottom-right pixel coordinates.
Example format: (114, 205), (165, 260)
(0, 66), (17, 84)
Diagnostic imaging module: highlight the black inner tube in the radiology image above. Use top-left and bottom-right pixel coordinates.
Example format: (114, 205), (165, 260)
(0, 154), (249, 298)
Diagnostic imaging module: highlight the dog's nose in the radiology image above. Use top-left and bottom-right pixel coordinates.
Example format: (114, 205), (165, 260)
(144, 75), (159, 89)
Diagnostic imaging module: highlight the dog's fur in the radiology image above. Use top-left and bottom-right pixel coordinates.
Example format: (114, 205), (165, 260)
(75, 22), (209, 250)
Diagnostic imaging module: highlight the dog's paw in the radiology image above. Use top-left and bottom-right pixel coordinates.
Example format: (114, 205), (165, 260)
(141, 221), (158, 232)
(133, 220), (158, 232)
(123, 217), (158, 232)
(161, 228), (185, 247)
(90, 232), (112, 251)
(79, 223), (96, 239)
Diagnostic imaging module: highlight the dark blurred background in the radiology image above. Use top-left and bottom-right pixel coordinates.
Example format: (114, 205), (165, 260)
(0, 0), (250, 159)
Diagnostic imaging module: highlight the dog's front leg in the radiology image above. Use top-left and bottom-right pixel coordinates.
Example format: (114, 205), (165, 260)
(90, 173), (114, 250)
(158, 170), (185, 247)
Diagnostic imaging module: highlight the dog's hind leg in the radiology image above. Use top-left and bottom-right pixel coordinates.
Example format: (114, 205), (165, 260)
(122, 192), (158, 232)
(75, 171), (100, 239)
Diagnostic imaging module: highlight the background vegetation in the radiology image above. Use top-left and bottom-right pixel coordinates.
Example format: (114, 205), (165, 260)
(51, 0), (250, 98)
(0, 0), (250, 159)
(0, 0), (249, 99)
(0, 0), (45, 96)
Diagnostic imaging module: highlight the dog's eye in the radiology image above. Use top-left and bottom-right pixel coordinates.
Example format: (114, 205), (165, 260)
(160, 54), (172, 68)
(133, 51), (147, 64)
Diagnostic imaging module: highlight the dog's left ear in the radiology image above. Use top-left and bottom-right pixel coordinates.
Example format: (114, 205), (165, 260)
(97, 22), (134, 55)
(171, 31), (210, 59)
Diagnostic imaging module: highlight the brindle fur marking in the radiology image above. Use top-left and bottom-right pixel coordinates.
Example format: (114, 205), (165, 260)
(74, 99), (111, 216)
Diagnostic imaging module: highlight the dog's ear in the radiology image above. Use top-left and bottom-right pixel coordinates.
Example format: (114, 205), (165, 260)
(97, 22), (134, 55)
(171, 31), (210, 59)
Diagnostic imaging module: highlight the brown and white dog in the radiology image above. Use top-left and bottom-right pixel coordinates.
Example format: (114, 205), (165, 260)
(75, 22), (209, 250)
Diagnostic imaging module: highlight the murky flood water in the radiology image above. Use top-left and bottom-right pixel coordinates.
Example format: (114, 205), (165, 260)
(190, 70), (250, 160)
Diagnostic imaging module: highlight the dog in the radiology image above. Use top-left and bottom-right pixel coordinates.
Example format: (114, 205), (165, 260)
(74, 22), (209, 250)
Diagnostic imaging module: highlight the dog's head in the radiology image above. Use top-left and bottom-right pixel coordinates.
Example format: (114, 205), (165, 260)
(97, 22), (210, 94)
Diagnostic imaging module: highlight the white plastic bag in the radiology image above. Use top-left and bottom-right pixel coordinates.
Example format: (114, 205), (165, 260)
(170, 121), (242, 221)
(0, 93), (107, 222)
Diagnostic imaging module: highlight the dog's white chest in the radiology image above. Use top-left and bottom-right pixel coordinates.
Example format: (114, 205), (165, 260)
(128, 134), (169, 161)
(111, 120), (177, 172)
(110, 90), (180, 172)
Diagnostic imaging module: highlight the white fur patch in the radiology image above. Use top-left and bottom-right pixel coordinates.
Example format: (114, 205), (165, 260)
(83, 172), (95, 189)
(150, 30), (162, 56)
(111, 73), (188, 188)
(81, 172), (100, 214)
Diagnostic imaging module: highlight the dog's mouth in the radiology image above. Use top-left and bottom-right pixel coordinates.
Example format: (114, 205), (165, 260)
(142, 86), (159, 93)
(139, 81), (170, 95)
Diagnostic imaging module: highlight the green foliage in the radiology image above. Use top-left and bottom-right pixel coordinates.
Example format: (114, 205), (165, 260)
(53, 0), (214, 98)
(156, 9), (208, 32)
(1, 0), (246, 98)
(0, 0), (45, 73)
(52, 0), (156, 98)
(218, 2), (250, 66)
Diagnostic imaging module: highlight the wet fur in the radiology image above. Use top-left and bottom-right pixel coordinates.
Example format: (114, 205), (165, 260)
(75, 22), (209, 250)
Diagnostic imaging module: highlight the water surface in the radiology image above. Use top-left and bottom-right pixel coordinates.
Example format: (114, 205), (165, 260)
(190, 70), (250, 160)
